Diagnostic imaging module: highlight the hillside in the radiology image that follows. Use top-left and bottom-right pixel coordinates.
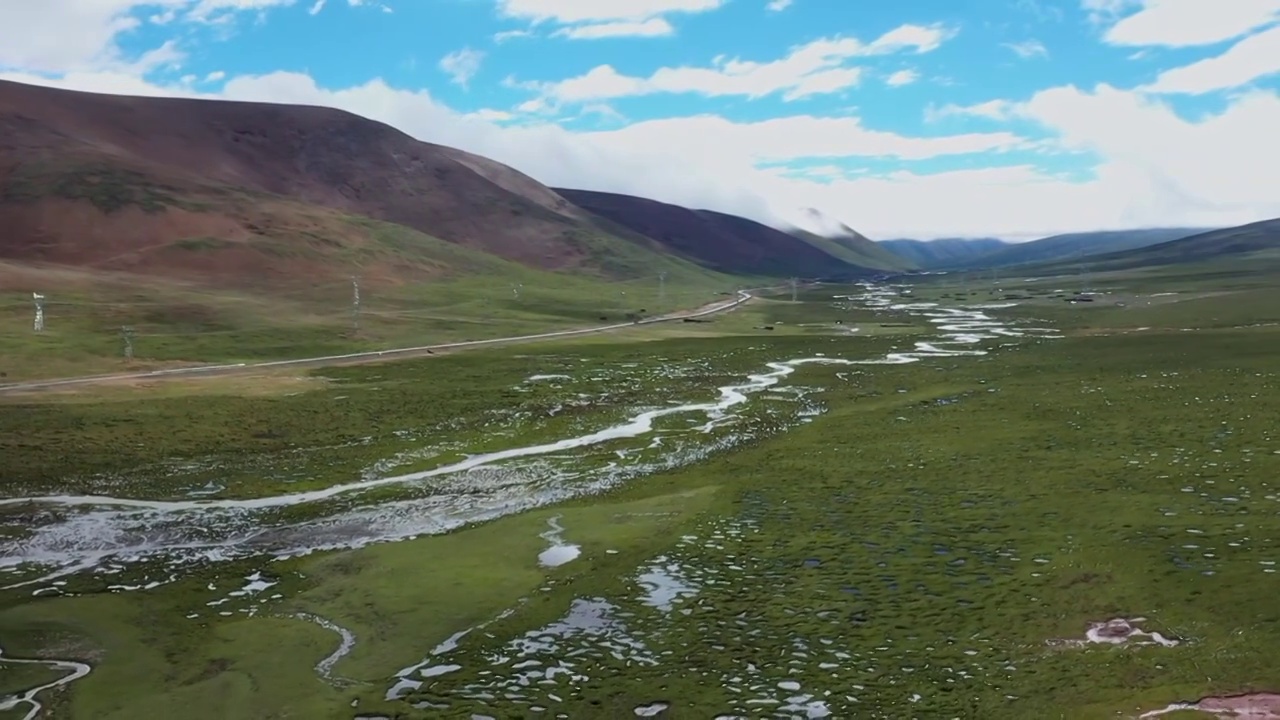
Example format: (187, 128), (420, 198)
(1050, 218), (1280, 272)
(951, 228), (1209, 270)
(786, 209), (914, 271)
(877, 238), (1009, 269)
(0, 79), (712, 287)
(554, 188), (870, 279)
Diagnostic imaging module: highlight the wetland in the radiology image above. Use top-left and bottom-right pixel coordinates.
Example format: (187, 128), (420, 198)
(3, 273), (1280, 719)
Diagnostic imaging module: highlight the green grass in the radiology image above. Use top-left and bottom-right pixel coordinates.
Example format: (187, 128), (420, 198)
(0, 237), (739, 382)
(3, 268), (1280, 718)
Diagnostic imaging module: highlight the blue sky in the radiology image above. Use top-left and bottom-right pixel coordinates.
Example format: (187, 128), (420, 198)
(2, 0), (1279, 238)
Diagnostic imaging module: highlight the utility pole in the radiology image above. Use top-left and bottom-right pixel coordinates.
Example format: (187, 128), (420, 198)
(121, 326), (135, 359)
(350, 276), (360, 334)
(32, 292), (45, 332)
(790, 277), (799, 303)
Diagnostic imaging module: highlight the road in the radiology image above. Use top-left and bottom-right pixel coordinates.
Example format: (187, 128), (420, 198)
(0, 290), (758, 395)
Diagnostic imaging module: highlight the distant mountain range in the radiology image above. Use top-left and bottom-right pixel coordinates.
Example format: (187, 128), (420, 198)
(877, 238), (1010, 269)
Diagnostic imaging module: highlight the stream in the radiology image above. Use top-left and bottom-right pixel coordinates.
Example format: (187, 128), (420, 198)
(0, 647), (92, 720)
(0, 285), (1057, 589)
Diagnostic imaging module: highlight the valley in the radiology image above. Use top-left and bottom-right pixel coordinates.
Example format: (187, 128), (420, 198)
(2, 64), (1279, 720)
(5, 252), (1280, 718)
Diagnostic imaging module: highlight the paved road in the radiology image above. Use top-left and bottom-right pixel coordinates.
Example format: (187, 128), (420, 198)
(0, 290), (757, 394)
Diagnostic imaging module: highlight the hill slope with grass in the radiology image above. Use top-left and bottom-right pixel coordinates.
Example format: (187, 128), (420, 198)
(0, 79), (719, 288)
(0, 80), (761, 379)
(782, 208), (914, 272)
(554, 188), (870, 278)
(877, 238), (1010, 269)
(951, 228), (1210, 270)
(1039, 217), (1280, 273)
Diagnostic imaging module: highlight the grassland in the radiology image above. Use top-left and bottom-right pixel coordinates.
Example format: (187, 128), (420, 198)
(0, 244), (742, 382)
(3, 259), (1280, 719)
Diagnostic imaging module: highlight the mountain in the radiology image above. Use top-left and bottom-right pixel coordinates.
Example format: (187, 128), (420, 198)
(877, 238), (1010, 269)
(554, 188), (871, 279)
(950, 228), (1210, 270)
(1057, 218), (1280, 272)
(0, 79), (710, 287)
(787, 208), (914, 271)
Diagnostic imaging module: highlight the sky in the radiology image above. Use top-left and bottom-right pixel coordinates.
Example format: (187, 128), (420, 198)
(1, 0), (1278, 240)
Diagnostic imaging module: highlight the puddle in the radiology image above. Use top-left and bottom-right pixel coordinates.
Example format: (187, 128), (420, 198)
(636, 557), (699, 612)
(1052, 618), (1180, 648)
(537, 515), (581, 568)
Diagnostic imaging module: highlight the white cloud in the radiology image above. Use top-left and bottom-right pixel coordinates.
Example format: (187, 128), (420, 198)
(205, 70), (227, 82)
(1015, 0), (1065, 22)
(187, 0), (298, 22)
(467, 108), (516, 122)
(926, 99), (1016, 121)
(1090, 0), (1280, 47)
(308, 0), (325, 14)
(494, 29), (534, 42)
(767, 0), (794, 11)
(495, 0), (725, 23)
(553, 18), (673, 39)
(0, 0), (298, 73)
(885, 69), (919, 87)
(1004, 39), (1049, 58)
(864, 23), (955, 54)
(439, 47), (485, 87)
(1143, 24), (1280, 93)
(531, 25), (951, 104)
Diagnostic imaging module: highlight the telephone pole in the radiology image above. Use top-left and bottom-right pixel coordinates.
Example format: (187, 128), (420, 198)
(121, 326), (135, 359)
(351, 277), (360, 333)
(790, 277), (799, 302)
(32, 293), (45, 332)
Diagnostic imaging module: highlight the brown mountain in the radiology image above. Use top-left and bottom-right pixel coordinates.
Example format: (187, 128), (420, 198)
(0, 79), (694, 286)
(553, 188), (869, 278)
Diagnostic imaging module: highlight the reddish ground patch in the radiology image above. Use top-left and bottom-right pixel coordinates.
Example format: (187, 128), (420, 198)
(1139, 693), (1280, 718)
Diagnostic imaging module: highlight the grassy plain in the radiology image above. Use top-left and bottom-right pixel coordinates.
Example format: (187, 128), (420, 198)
(3, 257), (1280, 719)
(0, 248), (741, 382)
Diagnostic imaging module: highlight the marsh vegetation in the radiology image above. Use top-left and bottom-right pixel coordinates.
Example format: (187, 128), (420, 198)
(3, 264), (1280, 719)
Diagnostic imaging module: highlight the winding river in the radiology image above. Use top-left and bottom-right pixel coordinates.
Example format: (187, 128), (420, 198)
(0, 285), (1057, 590)
(0, 647), (92, 720)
